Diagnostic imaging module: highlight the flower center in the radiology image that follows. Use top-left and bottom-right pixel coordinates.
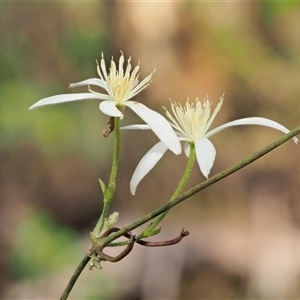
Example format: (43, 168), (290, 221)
(98, 53), (140, 105)
(165, 97), (223, 142)
(107, 72), (138, 104)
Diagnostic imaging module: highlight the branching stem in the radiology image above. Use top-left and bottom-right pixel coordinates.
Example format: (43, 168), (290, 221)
(138, 143), (196, 237)
(60, 126), (300, 300)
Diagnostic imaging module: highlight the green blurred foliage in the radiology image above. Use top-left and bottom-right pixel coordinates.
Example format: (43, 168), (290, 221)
(9, 210), (80, 280)
(261, 1), (300, 26)
(0, 79), (114, 165)
(0, 2), (115, 164)
(61, 26), (112, 77)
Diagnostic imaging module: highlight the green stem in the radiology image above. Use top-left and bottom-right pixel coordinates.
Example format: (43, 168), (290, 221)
(60, 254), (90, 300)
(101, 126), (300, 246)
(60, 118), (121, 300)
(93, 117), (121, 237)
(140, 143), (196, 236)
(60, 125), (300, 299)
(107, 117), (121, 192)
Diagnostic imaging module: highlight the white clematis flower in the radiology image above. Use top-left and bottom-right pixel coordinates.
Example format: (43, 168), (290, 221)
(29, 52), (181, 155)
(124, 95), (298, 195)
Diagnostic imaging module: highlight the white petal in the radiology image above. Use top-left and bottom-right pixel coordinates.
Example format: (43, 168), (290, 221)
(195, 138), (216, 178)
(126, 101), (182, 155)
(121, 124), (151, 130)
(130, 141), (168, 195)
(205, 117), (298, 144)
(70, 78), (107, 89)
(99, 101), (123, 117)
(184, 142), (190, 158)
(29, 93), (103, 110)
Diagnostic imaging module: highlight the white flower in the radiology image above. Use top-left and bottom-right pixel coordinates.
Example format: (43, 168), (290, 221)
(29, 52), (181, 155)
(124, 95), (298, 195)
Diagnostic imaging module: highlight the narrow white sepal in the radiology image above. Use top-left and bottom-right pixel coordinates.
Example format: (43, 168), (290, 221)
(29, 93), (103, 110)
(99, 101), (123, 117)
(184, 142), (190, 158)
(121, 124), (151, 130)
(126, 101), (182, 155)
(70, 78), (107, 89)
(205, 117), (298, 144)
(130, 141), (168, 195)
(195, 138), (216, 178)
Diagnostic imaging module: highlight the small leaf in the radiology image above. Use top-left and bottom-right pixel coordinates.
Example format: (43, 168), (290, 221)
(103, 212), (119, 231)
(98, 179), (107, 196)
(143, 227), (161, 238)
(90, 232), (97, 244)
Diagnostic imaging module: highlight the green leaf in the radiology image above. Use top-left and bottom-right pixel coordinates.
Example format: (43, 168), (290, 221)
(143, 227), (161, 238)
(9, 210), (80, 280)
(98, 178), (107, 196)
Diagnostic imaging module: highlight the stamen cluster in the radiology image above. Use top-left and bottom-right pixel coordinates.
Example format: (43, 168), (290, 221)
(165, 97), (223, 142)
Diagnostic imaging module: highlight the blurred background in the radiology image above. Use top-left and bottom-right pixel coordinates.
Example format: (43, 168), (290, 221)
(1, 1), (300, 299)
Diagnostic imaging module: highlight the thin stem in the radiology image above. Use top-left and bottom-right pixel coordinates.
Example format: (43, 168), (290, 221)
(108, 117), (121, 193)
(108, 227), (189, 247)
(140, 143), (196, 236)
(60, 125), (300, 300)
(60, 254), (90, 300)
(93, 117), (121, 237)
(93, 201), (110, 237)
(101, 126), (300, 246)
(61, 118), (121, 300)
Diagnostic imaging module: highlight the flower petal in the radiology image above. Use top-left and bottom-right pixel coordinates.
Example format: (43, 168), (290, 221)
(126, 101), (182, 155)
(205, 117), (298, 144)
(99, 101), (123, 117)
(130, 141), (168, 195)
(195, 138), (216, 178)
(70, 78), (107, 89)
(121, 124), (151, 130)
(184, 142), (190, 158)
(29, 93), (104, 110)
